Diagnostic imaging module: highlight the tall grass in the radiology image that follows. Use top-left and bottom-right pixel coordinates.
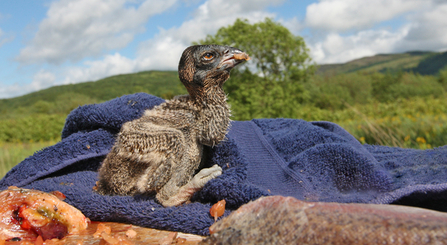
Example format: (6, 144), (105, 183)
(295, 96), (447, 149)
(1, 71), (446, 177)
(0, 141), (56, 178)
(0, 114), (65, 142)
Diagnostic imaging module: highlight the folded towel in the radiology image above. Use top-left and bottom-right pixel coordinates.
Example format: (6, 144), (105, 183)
(1, 92), (447, 235)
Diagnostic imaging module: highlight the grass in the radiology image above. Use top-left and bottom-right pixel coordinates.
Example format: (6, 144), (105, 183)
(295, 96), (447, 149)
(2, 96), (446, 178)
(0, 141), (56, 178)
(1, 68), (446, 179)
(359, 54), (425, 73)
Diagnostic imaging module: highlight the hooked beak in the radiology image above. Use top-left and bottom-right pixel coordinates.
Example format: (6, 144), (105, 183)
(217, 47), (250, 70)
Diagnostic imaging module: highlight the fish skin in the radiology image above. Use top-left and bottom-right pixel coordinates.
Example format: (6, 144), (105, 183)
(202, 196), (447, 245)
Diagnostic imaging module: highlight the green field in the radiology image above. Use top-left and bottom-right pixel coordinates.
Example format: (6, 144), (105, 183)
(0, 70), (185, 120)
(0, 141), (56, 178)
(2, 94), (445, 178)
(1, 51), (447, 178)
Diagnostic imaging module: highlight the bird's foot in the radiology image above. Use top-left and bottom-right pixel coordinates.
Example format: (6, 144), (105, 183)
(158, 165), (222, 207)
(190, 164), (222, 189)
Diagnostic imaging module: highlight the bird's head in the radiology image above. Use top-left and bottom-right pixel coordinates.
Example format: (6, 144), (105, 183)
(178, 45), (250, 101)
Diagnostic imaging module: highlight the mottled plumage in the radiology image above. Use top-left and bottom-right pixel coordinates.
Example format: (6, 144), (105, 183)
(96, 45), (249, 207)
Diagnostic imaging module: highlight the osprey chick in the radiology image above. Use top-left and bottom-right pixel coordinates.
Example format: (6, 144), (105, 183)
(96, 45), (249, 207)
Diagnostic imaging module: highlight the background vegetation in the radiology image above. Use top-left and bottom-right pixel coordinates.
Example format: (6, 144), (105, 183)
(1, 18), (447, 177)
(196, 18), (316, 119)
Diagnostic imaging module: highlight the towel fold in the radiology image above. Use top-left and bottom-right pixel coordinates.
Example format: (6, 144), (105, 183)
(1, 92), (447, 235)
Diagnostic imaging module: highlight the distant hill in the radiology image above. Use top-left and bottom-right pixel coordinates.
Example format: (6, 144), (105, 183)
(317, 51), (447, 75)
(1, 50), (446, 119)
(0, 70), (185, 119)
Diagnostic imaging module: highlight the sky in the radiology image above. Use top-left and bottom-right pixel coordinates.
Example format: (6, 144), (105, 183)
(0, 0), (446, 99)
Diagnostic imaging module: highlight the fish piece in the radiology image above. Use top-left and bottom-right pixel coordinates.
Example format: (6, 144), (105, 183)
(0, 187), (89, 242)
(202, 196), (447, 244)
(159, 231), (177, 245)
(125, 228), (137, 239)
(92, 223), (111, 238)
(233, 53), (250, 61)
(209, 200), (226, 222)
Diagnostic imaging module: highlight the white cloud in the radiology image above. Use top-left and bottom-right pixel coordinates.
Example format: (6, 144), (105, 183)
(305, 0), (447, 64)
(0, 54), (136, 98)
(31, 70), (56, 90)
(56, 0), (285, 84)
(0, 28), (5, 47)
(0, 84), (23, 99)
(0, 28), (14, 47)
(305, 0), (424, 32)
(3, 0), (286, 98)
(14, 0), (285, 90)
(309, 27), (410, 63)
(4, 0), (447, 100)
(0, 70), (56, 99)
(134, 0), (283, 71)
(398, 3), (447, 52)
(16, 0), (177, 65)
(279, 17), (304, 35)
(62, 53), (136, 84)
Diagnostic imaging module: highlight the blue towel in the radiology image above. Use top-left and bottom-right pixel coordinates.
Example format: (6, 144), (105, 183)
(1, 92), (447, 235)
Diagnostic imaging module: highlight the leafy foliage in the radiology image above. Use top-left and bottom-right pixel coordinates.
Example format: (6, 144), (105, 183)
(196, 18), (315, 119)
(0, 114), (66, 142)
(412, 51), (447, 75)
(1, 71), (447, 177)
(294, 96), (447, 149)
(306, 73), (374, 110)
(197, 18), (314, 82)
(372, 72), (445, 102)
(1, 18), (447, 167)
(306, 71), (446, 110)
(438, 66), (447, 89)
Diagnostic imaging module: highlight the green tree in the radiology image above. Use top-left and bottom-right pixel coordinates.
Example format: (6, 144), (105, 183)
(439, 66), (447, 89)
(196, 18), (315, 120)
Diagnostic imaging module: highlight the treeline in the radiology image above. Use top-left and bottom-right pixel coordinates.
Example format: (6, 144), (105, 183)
(227, 69), (447, 121)
(1, 70), (446, 149)
(224, 69), (447, 149)
(1, 18), (447, 150)
(0, 114), (65, 142)
(308, 70), (447, 111)
(304, 71), (447, 149)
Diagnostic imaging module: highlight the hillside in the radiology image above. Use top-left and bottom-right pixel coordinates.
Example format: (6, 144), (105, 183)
(1, 50), (446, 120)
(0, 50), (446, 149)
(317, 51), (447, 75)
(0, 70), (185, 119)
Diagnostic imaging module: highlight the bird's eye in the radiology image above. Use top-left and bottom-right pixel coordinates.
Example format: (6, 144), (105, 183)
(203, 53), (214, 60)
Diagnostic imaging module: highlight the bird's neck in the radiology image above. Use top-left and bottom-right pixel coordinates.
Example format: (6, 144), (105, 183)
(200, 85), (227, 105)
(186, 76), (228, 106)
(192, 85), (230, 147)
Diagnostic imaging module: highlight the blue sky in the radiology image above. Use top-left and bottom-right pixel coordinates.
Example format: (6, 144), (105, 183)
(0, 0), (446, 99)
